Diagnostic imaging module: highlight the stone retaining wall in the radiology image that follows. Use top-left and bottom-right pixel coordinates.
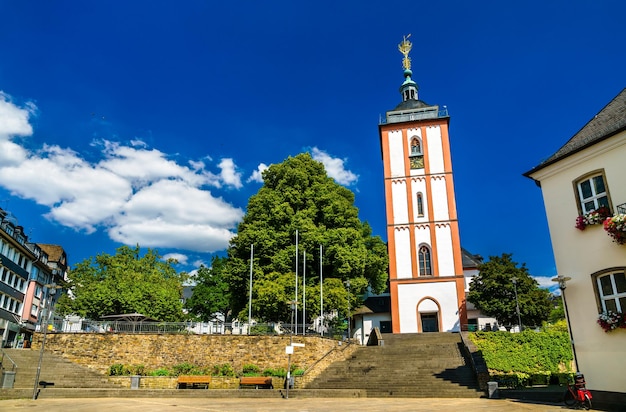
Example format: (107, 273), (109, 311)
(33, 333), (343, 379)
(109, 375), (242, 389)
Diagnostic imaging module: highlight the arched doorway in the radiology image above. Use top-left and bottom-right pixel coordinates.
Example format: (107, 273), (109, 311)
(417, 298), (440, 332)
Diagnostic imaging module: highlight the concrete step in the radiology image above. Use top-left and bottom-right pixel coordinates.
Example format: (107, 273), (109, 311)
(0, 388), (369, 400)
(305, 332), (482, 398)
(2, 348), (118, 389)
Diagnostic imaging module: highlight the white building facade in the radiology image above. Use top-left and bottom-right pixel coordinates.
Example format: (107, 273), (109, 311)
(525, 88), (626, 408)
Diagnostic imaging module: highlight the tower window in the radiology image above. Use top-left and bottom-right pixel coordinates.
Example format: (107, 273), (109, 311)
(418, 246), (432, 276)
(416, 193), (424, 217)
(409, 137), (424, 169)
(410, 137), (422, 155)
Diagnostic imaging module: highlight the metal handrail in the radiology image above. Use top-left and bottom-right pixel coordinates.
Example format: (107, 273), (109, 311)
(616, 203), (626, 214)
(41, 317), (342, 337)
(0, 349), (18, 371)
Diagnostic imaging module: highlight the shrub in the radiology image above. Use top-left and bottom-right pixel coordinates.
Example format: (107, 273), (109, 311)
(250, 325), (274, 335)
(149, 368), (171, 376)
(262, 368), (287, 378)
(109, 363), (129, 376)
(172, 362), (200, 376)
(242, 364), (260, 376)
(129, 364), (146, 376)
(211, 363), (235, 377)
(469, 330), (572, 374)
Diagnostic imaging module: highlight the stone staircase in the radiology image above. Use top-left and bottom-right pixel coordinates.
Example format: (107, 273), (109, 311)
(1, 348), (119, 391)
(305, 332), (484, 398)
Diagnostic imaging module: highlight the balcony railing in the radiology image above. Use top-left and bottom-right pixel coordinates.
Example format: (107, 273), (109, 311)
(617, 203), (626, 214)
(379, 106), (449, 125)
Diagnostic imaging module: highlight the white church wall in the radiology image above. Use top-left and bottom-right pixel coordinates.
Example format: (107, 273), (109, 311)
(435, 224), (455, 276)
(397, 282), (460, 333)
(387, 130), (404, 178)
(394, 227), (412, 279)
(431, 176), (449, 221)
(391, 180), (408, 224)
(426, 125), (444, 173)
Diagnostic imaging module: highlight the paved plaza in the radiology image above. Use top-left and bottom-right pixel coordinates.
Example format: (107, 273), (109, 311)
(0, 397), (569, 412)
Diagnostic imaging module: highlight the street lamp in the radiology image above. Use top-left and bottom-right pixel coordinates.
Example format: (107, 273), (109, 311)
(552, 275), (578, 372)
(511, 277), (522, 331)
(33, 283), (62, 400)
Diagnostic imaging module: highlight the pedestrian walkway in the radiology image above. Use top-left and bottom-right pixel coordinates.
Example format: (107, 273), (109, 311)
(0, 397), (566, 411)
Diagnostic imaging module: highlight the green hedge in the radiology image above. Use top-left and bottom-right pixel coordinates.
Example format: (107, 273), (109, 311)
(469, 329), (574, 386)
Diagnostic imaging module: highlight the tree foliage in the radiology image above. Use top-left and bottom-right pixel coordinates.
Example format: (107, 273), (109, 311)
(223, 153), (388, 322)
(55, 245), (186, 321)
(184, 256), (231, 321)
(467, 253), (552, 327)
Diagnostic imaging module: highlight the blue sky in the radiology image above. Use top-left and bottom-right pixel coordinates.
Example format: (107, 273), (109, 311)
(0, 1), (624, 288)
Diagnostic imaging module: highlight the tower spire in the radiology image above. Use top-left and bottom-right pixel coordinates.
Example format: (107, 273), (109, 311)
(398, 34), (412, 70)
(398, 34), (418, 103)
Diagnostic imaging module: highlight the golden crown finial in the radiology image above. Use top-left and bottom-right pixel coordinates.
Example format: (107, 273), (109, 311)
(398, 34), (412, 70)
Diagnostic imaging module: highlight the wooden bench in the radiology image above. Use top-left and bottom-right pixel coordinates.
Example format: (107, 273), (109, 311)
(177, 375), (211, 389)
(239, 376), (273, 389)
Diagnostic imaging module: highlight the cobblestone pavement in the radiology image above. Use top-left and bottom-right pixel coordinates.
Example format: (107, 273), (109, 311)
(0, 397), (569, 412)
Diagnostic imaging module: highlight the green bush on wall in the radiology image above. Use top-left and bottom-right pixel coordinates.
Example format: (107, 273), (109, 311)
(242, 364), (260, 376)
(469, 329), (574, 387)
(212, 363), (235, 377)
(172, 362), (201, 376)
(109, 362), (299, 378)
(109, 364), (128, 376)
(149, 368), (171, 376)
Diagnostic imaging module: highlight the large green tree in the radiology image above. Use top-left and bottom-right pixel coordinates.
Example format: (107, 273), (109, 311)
(55, 245), (187, 321)
(467, 253), (552, 328)
(224, 153), (388, 322)
(184, 256), (231, 321)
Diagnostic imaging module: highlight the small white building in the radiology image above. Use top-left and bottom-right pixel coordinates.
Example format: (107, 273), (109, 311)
(525, 88), (626, 409)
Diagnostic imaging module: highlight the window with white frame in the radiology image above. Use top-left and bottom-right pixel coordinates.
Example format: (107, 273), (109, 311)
(596, 270), (626, 313)
(576, 173), (610, 214)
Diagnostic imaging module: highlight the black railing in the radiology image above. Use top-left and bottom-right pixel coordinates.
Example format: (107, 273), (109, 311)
(616, 203), (626, 214)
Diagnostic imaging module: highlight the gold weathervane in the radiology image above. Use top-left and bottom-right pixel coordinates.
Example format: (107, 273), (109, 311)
(398, 34), (412, 70)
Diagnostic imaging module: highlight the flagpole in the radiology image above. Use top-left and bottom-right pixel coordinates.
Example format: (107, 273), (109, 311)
(320, 244), (323, 337)
(303, 250), (306, 336)
(248, 243), (253, 334)
(295, 230), (298, 335)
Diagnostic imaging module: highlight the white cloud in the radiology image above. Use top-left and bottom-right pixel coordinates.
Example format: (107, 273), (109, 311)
(535, 276), (558, 290)
(0, 92), (34, 138)
(311, 147), (358, 186)
(218, 158), (242, 189)
(0, 93), (35, 166)
(0, 91), (246, 253)
(163, 253), (189, 264)
(247, 163), (268, 183)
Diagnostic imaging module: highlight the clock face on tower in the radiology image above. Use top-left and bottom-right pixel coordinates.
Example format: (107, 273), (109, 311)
(410, 155), (424, 169)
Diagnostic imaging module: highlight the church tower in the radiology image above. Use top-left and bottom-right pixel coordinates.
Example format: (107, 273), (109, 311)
(378, 35), (466, 333)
